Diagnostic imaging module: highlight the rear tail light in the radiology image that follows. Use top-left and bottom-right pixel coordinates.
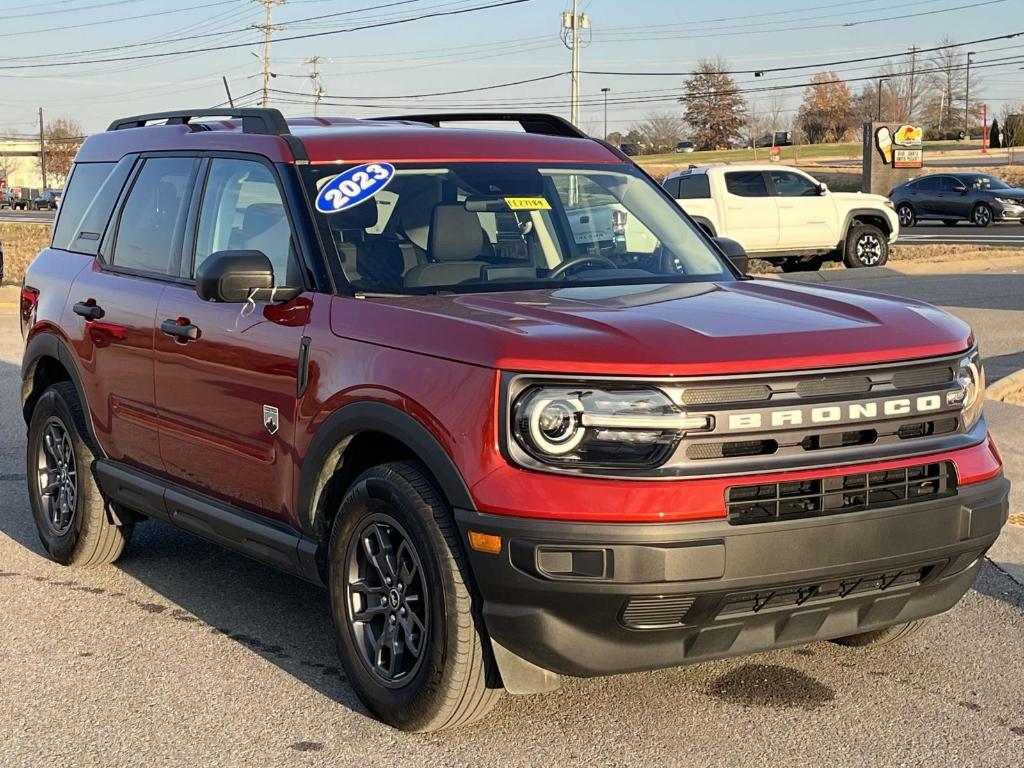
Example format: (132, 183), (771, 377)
(20, 285), (39, 337)
(611, 209), (628, 235)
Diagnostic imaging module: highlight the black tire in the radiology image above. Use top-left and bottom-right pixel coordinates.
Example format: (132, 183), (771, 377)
(843, 223), (889, 268)
(896, 203), (915, 228)
(972, 203), (993, 227)
(942, 219), (959, 226)
(779, 255), (826, 273)
(831, 618), (933, 648)
(26, 382), (133, 567)
(328, 461), (501, 732)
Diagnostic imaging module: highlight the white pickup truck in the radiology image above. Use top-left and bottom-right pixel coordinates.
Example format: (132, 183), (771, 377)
(662, 164), (900, 270)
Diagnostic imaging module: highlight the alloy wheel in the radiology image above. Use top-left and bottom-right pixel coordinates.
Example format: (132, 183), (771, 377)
(973, 206), (992, 226)
(897, 205), (914, 227)
(36, 417), (77, 535)
(855, 233), (883, 266)
(345, 513), (429, 688)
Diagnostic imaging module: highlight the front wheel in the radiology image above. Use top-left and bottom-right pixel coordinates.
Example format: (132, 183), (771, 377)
(328, 461), (501, 732)
(972, 203), (993, 227)
(27, 382), (133, 566)
(831, 618), (933, 647)
(843, 224), (889, 268)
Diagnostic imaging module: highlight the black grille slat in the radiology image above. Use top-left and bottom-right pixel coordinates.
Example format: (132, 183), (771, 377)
(891, 366), (955, 390)
(622, 595), (696, 629)
(726, 462), (956, 525)
(796, 375), (871, 398)
(680, 384), (771, 406)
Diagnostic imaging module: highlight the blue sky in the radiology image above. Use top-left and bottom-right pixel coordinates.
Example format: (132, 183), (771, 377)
(1, 0), (1022, 136)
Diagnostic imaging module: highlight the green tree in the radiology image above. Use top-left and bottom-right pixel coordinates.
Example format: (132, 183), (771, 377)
(681, 58), (746, 150)
(990, 118), (1001, 149)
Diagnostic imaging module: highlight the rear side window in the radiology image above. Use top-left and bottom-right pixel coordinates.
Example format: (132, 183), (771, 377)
(662, 177), (681, 197)
(724, 172), (768, 197)
(675, 174), (711, 199)
(110, 157), (196, 276)
(52, 162), (122, 254)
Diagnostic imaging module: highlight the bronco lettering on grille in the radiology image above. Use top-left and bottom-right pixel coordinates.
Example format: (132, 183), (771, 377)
(726, 394), (944, 431)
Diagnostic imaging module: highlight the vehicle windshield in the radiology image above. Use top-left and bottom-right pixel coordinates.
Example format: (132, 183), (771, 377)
(302, 162), (734, 294)
(963, 174), (1010, 190)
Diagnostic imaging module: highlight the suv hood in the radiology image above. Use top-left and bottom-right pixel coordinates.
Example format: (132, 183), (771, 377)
(330, 280), (971, 376)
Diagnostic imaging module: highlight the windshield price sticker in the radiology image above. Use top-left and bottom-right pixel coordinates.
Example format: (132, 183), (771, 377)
(316, 162), (395, 213)
(505, 196), (552, 210)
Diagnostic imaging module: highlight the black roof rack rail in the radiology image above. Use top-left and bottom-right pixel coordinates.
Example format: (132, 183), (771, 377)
(376, 112), (588, 139)
(107, 108), (291, 136)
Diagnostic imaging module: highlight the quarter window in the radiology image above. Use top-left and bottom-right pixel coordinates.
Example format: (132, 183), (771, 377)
(110, 157), (195, 276)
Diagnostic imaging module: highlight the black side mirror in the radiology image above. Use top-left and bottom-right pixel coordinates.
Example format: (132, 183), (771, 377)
(956, 186), (968, 195)
(195, 250), (295, 303)
(713, 236), (748, 274)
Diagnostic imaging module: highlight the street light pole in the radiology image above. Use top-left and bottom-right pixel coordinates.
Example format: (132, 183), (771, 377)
(964, 51), (976, 137)
(601, 87), (610, 140)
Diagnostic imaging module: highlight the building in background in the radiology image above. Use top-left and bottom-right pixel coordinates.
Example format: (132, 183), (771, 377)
(0, 139), (43, 189)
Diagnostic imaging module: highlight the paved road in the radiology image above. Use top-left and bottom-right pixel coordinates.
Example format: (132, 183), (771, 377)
(0, 277), (1022, 767)
(898, 222), (1024, 247)
(0, 209), (54, 224)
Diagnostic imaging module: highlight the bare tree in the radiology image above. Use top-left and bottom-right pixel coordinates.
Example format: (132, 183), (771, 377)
(999, 103), (1024, 163)
(766, 91), (787, 144)
(631, 112), (685, 154)
(743, 100), (771, 159)
(42, 118), (84, 186)
(681, 57), (746, 150)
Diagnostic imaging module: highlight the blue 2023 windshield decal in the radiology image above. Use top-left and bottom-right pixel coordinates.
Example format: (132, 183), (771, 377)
(315, 162), (396, 213)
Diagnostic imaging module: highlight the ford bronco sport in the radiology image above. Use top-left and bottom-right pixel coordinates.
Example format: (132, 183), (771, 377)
(21, 109), (1008, 732)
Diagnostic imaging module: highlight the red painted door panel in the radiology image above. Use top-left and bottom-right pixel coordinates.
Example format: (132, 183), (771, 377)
(153, 285), (311, 523)
(66, 261), (165, 470)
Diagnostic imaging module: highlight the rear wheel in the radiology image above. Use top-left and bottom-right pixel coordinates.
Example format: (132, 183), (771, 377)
(843, 224), (889, 268)
(831, 618), (933, 647)
(27, 382), (133, 567)
(896, 203), (915, 228)
(328, 461), (501, 732)
(972, 203), (993, 227)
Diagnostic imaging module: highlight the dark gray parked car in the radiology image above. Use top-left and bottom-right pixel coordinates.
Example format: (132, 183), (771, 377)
(889, 173), (1024, 227)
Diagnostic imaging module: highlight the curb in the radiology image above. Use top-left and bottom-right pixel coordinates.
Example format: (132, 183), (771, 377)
(987, 368), (1024, 404)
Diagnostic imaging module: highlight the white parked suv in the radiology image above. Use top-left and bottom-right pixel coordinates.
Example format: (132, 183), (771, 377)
(662, 164), (900, 271)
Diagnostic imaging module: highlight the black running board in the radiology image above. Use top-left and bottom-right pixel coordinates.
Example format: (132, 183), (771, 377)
(93, 459), (324, 587)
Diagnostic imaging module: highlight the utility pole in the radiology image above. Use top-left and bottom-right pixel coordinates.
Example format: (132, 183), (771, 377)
(601, 87), (610, 140)
(253, 0), (285, 108)
(964, 51), (975, 137)
(307, 55), (325, 117)
(222, 76), (235, 107)
(877, 77), (888, 121)
(907, 45), (918, 122)
(38, 107), (47, 191)
(561, 2), (589, 127)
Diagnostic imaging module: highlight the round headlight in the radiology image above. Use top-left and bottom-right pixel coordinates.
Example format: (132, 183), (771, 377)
(521, 394), (585, 455)
(957, 350), (986, 430)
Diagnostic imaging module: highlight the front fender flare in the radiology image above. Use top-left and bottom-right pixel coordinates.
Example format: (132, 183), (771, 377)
(297, 401), (476, 539)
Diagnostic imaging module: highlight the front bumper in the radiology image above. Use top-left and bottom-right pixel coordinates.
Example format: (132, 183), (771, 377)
(456, 473), (1009, 689)
(994, 203), (1024, 221)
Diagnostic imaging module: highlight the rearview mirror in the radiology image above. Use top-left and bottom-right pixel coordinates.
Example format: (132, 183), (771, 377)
(195, 250), (299, 303)
(713, 236), (748, 274)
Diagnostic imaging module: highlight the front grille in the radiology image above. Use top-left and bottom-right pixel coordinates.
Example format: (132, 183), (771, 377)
(726, 461), (956, 525)
(718, 563), (939, 616)
(680, 384), (771, 406)
(621, 595), (696, 629)
(795, 375), (871, 398)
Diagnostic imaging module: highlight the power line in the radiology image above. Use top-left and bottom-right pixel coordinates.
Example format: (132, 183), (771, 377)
(0, 0), (536, 70)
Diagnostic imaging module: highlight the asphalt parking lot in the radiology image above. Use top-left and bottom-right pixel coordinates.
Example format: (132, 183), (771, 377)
(1, 270), (1023, 767)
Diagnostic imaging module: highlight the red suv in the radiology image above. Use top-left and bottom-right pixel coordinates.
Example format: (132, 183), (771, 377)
(20, 109), (1008, 732)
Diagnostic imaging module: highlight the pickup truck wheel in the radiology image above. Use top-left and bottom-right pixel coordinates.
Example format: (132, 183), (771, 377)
(843, 224), (889, 268)
(328, 461), (501, 732)
(26, 382), (133, 567)
(896, 203), (915, 227)
(831, 618), (933, 648)
(972, 203), (993, 227)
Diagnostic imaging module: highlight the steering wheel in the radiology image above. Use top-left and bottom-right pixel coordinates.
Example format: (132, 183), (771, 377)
(547, 254), (618, 279)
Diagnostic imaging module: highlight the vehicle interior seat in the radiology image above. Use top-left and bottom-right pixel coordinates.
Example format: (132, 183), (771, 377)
(403, 204), (488, 288)
(328, 201), (404, 290)
(233, 202), (305, 286)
